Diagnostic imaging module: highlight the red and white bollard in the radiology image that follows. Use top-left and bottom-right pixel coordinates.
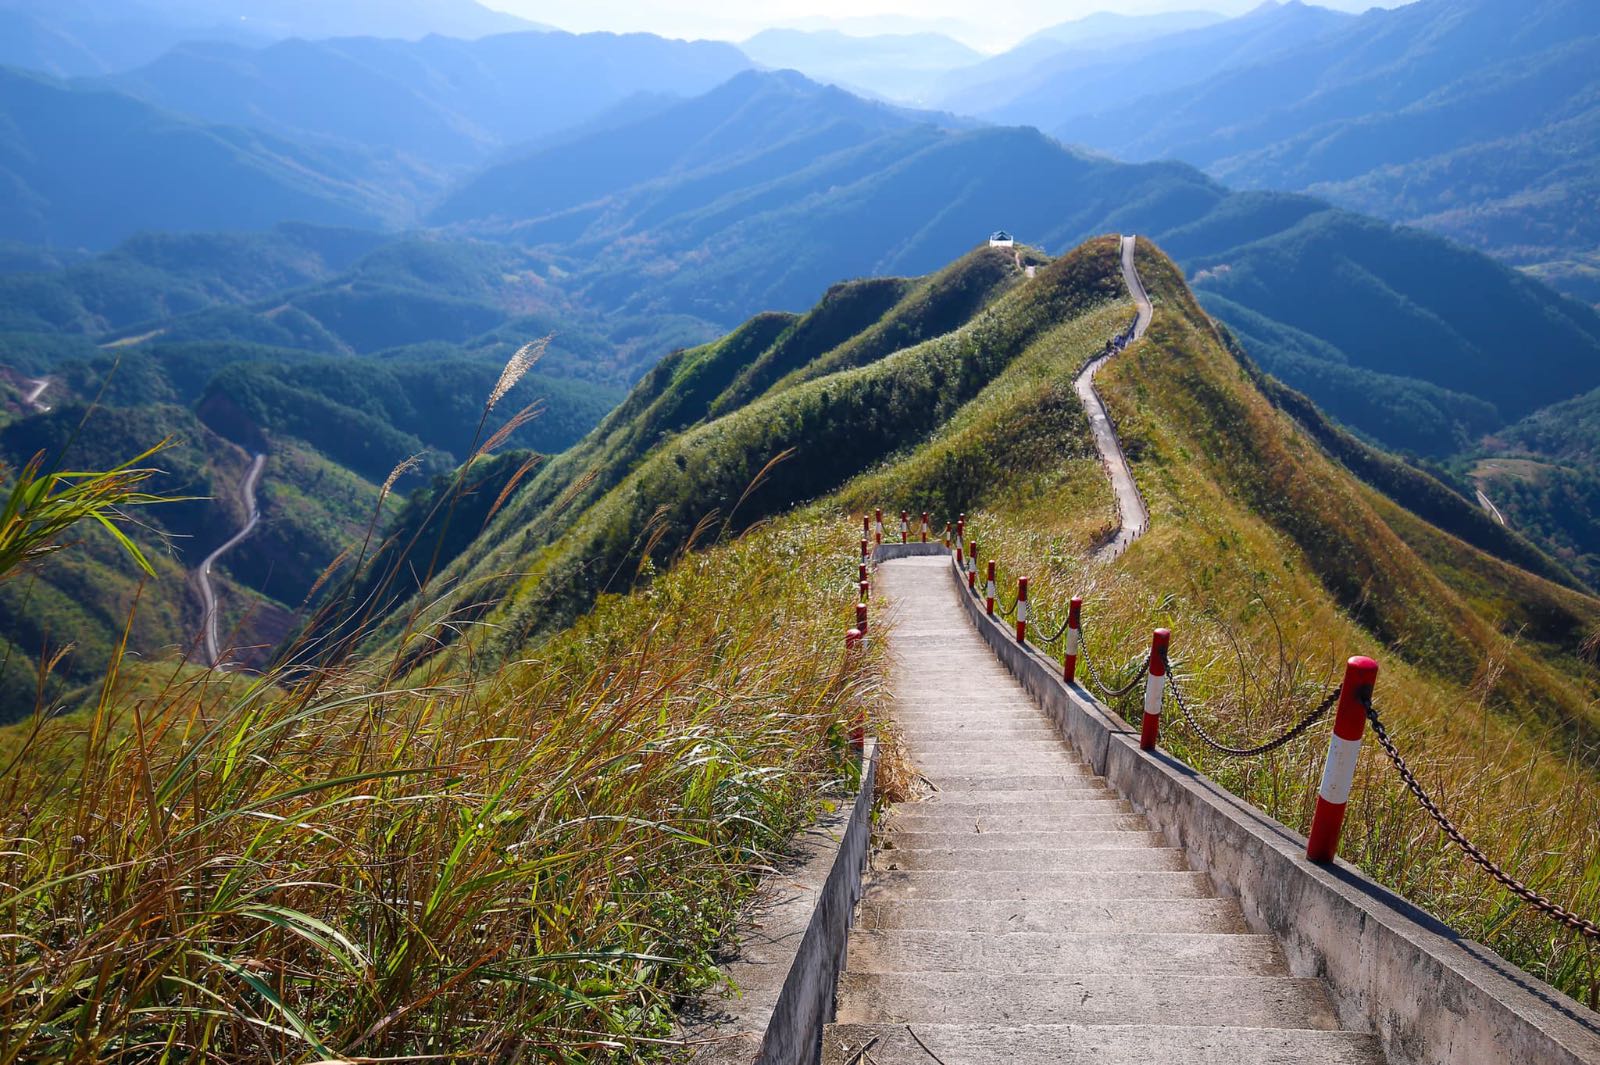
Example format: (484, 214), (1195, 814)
(856, 602), (869, 638)
(1062, 597), (1083, 684)
(845, 628), (865, 750)
(874, 509), (883, 545)
(859, 562), (868, 585)
(862, 514), (870, 540)
(943, 522), (952, 548)
(967, 541), (978, 590)
(1140, 629), (1170, 751)
(920, 512), (930, 543)
(860, 537), (869, 560)
(1015, 577), (1029, 643)
(899, 510), (909, 544)
(956, 516), (966, 565)
(1307, 656), (1379, 863)
(859, 578), (870, 602)
(985, 560), (997, 617)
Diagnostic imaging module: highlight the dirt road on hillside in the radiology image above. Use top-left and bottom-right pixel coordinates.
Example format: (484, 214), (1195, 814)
(196, 452), (266, 668)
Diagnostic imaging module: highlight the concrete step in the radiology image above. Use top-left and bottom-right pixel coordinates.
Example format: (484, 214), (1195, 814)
(857, 897), (1249, 934)
(912, 773), (1103, 792)
(878, 846), (1188, 873)
(822, 1023), (1387, 1065)
(899, 728), (1064, 744)
(846, 930), (1287, 976)
(862, 869), (1214, 901)
(886, 809), (1150, 833)
(915, 795), (1128, 812)
(883, 829), (1166, 850)
(909, 745), (1084, 760)
(836, 972), (1342, 1028)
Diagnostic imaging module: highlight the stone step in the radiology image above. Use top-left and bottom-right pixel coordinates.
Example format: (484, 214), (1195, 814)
(847, 930), (1286, 976)
(822, 1023), (1387, 1065)
(914, 795), (1128, 812)
(907, 751), (1087, 768)
(884, 829), (1166, 850)
(899, 729), (1065, 744)
(886, 809), (1150, 833)
(857, 897), (1249, 934)
(862, 869), (1214, 901)
(876, 846), (1188, 873)
(912, 773), (1103, 792)
(836, 972), (1342, 1029)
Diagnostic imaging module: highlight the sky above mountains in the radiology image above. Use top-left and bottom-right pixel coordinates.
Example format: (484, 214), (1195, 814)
(489, 0), (1415, 49)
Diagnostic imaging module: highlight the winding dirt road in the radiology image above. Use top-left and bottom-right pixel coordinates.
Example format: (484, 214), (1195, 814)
(1475, 488), (1508, 527)
(1076, 235), (1153, 561)
(21, 377), (50, 413)
(196, 452), (266, 668)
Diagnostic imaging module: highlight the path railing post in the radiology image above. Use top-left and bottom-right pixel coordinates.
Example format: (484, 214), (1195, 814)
(862, 514), (870, 542)
(859, 562), (868, 585)
(859, 578), (870, 603)
(967, 541), (978, 590)
(856, 602), (868, 639)
(845, 628), (864, 751)
(860, 537), (869, 561)
(985, 561), (997, 617)
(899, 510), (909, 544)
(1140, 628), (1170, 751)
(1307, 656), (1379, 863)
(874, 509), (883, 545)
(1063, 597), (1082, 683)
(1015, 577), (1029, 643)
(956, 516), (966, 562)
(921, 512), (929, 543)
(943, 522), (952, 548)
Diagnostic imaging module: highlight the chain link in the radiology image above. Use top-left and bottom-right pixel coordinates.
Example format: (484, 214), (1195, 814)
(1167, 675), (1339, 758)
(1364, 698), (1600, 940)
(1079, 626), (1148, 699)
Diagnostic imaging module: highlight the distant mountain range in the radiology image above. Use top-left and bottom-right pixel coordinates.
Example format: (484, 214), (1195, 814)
(431, 70), (1600, 462)
(740, 28), (980, 102)
(938, 0), (1600, 305)
(0, 0), (545, 76)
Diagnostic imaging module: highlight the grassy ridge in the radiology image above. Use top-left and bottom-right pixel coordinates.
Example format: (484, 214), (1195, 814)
(867, 237), (1600, 1001)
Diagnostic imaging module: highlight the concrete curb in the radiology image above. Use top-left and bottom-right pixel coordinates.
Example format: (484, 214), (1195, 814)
(921, 549), (1600, 1065)
(686, 740), (880, 1065)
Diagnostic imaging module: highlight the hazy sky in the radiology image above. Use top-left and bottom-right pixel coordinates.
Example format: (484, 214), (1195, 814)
(490, 0), (1412, 50)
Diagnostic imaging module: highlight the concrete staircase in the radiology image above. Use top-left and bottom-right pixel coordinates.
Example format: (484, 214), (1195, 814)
(822, 555), (1387, 1065)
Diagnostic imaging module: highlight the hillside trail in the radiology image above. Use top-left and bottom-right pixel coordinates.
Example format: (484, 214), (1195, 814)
(822, 555), (1387, 1064)
(194, 452), (266, 669)
(1076, 234), (1152, 561)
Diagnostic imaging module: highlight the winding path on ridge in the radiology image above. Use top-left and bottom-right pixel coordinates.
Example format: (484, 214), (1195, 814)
(1077, 235), (1153, 561)
(195, 452), (266, 669)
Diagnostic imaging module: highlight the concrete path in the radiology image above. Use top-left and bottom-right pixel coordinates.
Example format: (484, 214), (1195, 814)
(1075, 235), (1152, 562)
(195, 452), (266, 668)
(822, 555), (1386, 1065)
(1475, 487), (1508, 528)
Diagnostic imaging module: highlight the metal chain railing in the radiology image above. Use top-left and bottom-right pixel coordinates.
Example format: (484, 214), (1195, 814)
(1363, 698), (1600, 940)
(1166, 672), (1339, 758)
(1079, 627), (1148, 699)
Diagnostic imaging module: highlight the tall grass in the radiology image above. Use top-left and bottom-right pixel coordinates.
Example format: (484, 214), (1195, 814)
(956, 508), (1600, 1007)
(0, 516), (880, 1061)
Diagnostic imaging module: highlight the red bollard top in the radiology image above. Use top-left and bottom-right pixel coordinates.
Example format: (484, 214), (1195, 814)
(856, 602), (868, 625)
(846, 627), (863, 647)
(922, 511), (929, 524)
(875, 508), (882, 522)
(986, 560), (996, 580)
(1148, 628), (1171, 676)
(860, 538), (869, 556)
(859, 563), (868, 580)
(862, 514), (870, 533)
(1018, 576), (1029, 600)
(859, 579), (869, 596)
(1068, 597), (1082, 627)
(1333, 656), (1379, 741)
(901, 510), (908, 522)
(969, 540), (978, 561)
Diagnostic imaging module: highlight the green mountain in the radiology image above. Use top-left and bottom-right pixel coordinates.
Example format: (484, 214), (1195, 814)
(0, 65), (407, 247)
(434, 72), (1600, 461)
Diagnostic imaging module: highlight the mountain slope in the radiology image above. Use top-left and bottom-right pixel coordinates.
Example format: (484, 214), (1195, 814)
(111, 31), (752, 172)
(436, 72), (1600, 461)
(0, 66), (406, 247)
(1050, 0), (1600, 301)
(739, 28), (980, 103)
